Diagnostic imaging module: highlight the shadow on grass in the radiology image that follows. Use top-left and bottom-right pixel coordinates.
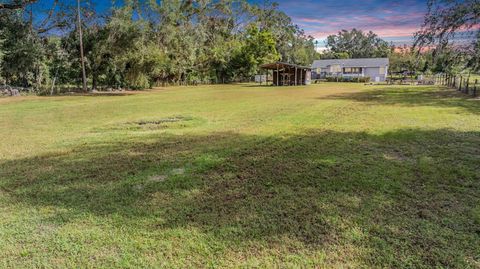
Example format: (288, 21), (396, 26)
(242, 84), (275, 88)
(319, 86), (480, 114)
(0, 129), (479, 266)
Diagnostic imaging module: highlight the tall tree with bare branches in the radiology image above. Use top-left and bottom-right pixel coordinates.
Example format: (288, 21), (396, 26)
(415, 0), (480, 72)
(77, 0), (87, 92)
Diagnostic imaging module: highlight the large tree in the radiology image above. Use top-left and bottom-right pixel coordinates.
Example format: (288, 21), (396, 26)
(252, 2), (319, 65)
(325, 29), (390, 58)
(415, 0), (480, 72)
(231, 24), (279, 78)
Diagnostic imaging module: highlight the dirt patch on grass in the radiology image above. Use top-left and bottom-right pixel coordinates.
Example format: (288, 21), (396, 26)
(96, 116), (200, 132)
(133, 116), (190, 126)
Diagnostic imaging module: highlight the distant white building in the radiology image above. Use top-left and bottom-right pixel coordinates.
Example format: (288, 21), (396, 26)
(312, 58), (389, 82)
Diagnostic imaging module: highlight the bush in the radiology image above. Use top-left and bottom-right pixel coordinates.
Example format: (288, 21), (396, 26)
(325, 76), (370, 83)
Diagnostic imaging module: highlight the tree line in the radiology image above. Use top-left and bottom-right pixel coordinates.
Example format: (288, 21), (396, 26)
(0, 0), (319, 92)
(1, 0), (478, 93)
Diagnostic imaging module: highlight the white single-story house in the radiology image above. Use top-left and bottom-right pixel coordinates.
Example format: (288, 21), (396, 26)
(312, 58), (389, 82)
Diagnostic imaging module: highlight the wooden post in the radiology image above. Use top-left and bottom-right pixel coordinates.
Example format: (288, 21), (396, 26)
(300, 69), (303, 85)
(281, 67), (284, 86)
(276, 64), (279, 86)
(295, 66), (298, 86)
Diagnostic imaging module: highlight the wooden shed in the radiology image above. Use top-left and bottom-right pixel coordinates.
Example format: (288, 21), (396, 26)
(261, 62), (312, 86)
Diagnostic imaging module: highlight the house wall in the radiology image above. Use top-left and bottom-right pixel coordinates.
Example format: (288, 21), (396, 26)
(364, 67), (387, 82)
(312, 66), (389, 82)
(305, 70), (311, 85)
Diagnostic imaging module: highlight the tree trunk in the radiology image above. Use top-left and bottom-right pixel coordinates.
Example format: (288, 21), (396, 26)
(77, 0), (87, 93)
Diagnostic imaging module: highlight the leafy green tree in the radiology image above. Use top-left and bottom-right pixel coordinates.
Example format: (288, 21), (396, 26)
(253, 2), (319, 65)
(0, 11), (47, 88)
(326, 29), (390, 58)
(389, 49), (427, 74)
(233, 25), (279, 78)
(320, 51), (350, 60)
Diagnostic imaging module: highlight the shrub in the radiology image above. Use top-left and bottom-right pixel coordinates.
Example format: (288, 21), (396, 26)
(325, 76), (370, 83)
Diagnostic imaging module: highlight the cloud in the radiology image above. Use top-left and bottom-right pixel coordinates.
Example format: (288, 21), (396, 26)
(267, 0), (428, 42)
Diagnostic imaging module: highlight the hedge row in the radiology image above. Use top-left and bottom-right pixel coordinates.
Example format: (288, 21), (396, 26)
(325, 76), (371, 83)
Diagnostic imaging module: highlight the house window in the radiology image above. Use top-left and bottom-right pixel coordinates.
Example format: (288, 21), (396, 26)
(330, 65), (341, 73)
(343, 67), (362, 74)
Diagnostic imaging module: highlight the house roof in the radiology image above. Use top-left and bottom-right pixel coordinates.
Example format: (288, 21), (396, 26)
(312, 58), (389, 68)
(261, 62), (312, 70)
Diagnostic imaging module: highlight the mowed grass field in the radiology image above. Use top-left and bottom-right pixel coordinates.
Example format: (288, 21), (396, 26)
(0, 83), (479, 268)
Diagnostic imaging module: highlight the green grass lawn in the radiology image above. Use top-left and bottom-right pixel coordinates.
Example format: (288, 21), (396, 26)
(1, 83), (479, 268)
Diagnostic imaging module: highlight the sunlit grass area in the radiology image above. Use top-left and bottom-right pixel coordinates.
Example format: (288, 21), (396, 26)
(1, 83), (479, 268)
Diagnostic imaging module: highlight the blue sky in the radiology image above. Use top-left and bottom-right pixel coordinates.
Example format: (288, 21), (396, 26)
(31, 0), (428, 47)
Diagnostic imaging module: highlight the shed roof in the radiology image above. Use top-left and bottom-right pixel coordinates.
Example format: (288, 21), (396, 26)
(312, 58), (389, 68)
(261, 62), (312, 70)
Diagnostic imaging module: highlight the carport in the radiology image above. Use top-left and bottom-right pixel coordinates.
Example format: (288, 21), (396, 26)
(261, 62), (312, 86)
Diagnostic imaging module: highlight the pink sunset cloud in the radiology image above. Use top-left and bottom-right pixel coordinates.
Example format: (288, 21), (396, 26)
(276, 0), (429, 45)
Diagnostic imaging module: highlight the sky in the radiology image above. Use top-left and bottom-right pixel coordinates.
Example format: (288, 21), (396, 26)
(266, 0), (428, 48)
(31, 0), (429, 48)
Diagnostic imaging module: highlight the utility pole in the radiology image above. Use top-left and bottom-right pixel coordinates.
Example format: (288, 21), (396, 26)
(77, 0), (87, 92)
